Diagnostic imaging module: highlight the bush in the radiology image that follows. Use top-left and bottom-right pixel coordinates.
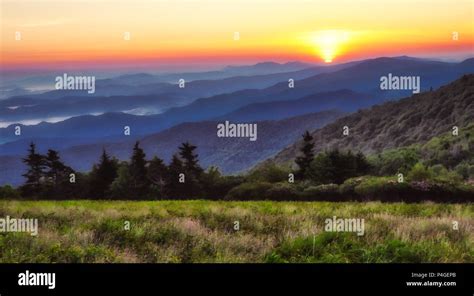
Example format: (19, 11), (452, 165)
(408, 180), (474, 202)
(224, 182), (273, 201)
(429, 164), (463, 184)
(370, 148), (420, 175)
(0, 185), (21, 199)
(430, 164), (448, 176)
(263, 182), (300, 201)
(248, 163), (289, 183)
(339, 177), (366, 199)
(407, 163), (432, 181)
(301, 184), (343, 201)
(469, 165), (474, 179)
(201, 167), (245, 200)
(454, 162), (471, 180)
(349, 176), (474, 202)
(354, 177), (411, 201)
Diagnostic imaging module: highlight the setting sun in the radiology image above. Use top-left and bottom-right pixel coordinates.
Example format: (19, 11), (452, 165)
(312, 30), (350, 63)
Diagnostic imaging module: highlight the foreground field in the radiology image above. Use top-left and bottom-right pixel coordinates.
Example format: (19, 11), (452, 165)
(0, 200), (472, 263)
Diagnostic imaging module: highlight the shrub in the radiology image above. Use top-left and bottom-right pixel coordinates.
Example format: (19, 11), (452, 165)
(429, 164), (448, 176)
(454, 162), (471, 180)
(408, 180), (473, 202)
(354, 176), (411, 202)
(429, 164), (463, 184)
(263, 182), (300, 201)
(370, 147), (420, 175)
(0, 185), (21, 199)
(469, 165), (474, 179)
(339, 177), (365, 196)
(301, 184), (343, 201)
(200, 167), (244, 200)
(248, 163), (290, 183)
(407, 163), (432, 181)
(349, 176), (474, 202)
(224, 182), (273, 201)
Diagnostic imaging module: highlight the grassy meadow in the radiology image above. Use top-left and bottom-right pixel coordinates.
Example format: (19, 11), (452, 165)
(0, 200), (472, 263)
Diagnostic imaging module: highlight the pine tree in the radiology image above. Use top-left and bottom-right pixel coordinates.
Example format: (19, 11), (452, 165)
(165, 154), (185, 198)
(178, 142), (203, 176)
(178, 142), (203, 197)
(21, 143), (46, 197)
(295, 131), (315, 179)
(89, 148), (118, 198)
(44, 149), (75, 198)
(129, 141), (149, 198)
(45, 149), (72, 185)
(355, 151), (371, 175)
(148, 156), (168, 198)
(109, 162), (133, 199)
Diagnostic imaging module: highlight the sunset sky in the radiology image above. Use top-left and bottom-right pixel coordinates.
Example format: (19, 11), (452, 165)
(1, 0), (473, 70)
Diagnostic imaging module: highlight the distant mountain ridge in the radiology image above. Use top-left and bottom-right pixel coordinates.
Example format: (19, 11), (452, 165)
(0, 61), (357, 124)
(1, 57), (472, 144)
(216, 90), (372, 122)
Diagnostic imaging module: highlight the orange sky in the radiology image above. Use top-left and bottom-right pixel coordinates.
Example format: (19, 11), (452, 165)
(1, 0), (473, 69)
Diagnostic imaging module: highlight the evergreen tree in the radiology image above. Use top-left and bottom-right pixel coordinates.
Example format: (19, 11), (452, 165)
(178, 142), (203, 197)
(129, 141), (149, 198)
(148, 156), (168, 198)
(109, 162), (133, 199)
(45, 149), (72, 185)
(295, 131), (315, 179)
(165, 154), (185, 198)
(309, 149), (371, 184)
(178, 142), (203, 176)
(44, 149), (75, 198)
(355, 151), (371, 175)
(21, 143), (46, 197)
(89, 149), (118, 198)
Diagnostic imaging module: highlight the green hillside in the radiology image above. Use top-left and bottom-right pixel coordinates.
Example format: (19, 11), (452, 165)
(269, 74), (474, 167)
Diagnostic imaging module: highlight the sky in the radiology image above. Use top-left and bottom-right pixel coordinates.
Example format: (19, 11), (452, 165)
(1, 0), (473, 70)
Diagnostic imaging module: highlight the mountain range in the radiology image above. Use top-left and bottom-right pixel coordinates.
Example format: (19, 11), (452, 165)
(1, 57), (473, 187)
(0, 61), (358, 124)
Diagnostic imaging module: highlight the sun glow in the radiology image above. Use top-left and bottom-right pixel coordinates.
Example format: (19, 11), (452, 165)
(312, 30), (350, 63)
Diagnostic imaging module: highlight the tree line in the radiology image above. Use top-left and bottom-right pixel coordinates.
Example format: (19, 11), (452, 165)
(1, 127), (469, 203)
(19, 141), (242, 199)
(8, 130), (413, 201)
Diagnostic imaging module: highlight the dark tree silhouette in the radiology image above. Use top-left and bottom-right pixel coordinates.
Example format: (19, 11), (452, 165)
(165, 154), (185, 198)
(178, 142), (203, 198)
(179, 142), (203, 176)
(44, 149), (75, 198)
(45, 149), (73, 186)
(295, 131), (315, 179)
(21, 143), (46, 197)
(89, 148), (118, 198)
(309, 149), (371, 184)
(148, 156), (168, 198)
(129, 141), (149, 198)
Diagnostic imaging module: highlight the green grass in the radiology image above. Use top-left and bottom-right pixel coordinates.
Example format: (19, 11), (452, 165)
(0, 200), (472, 263)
